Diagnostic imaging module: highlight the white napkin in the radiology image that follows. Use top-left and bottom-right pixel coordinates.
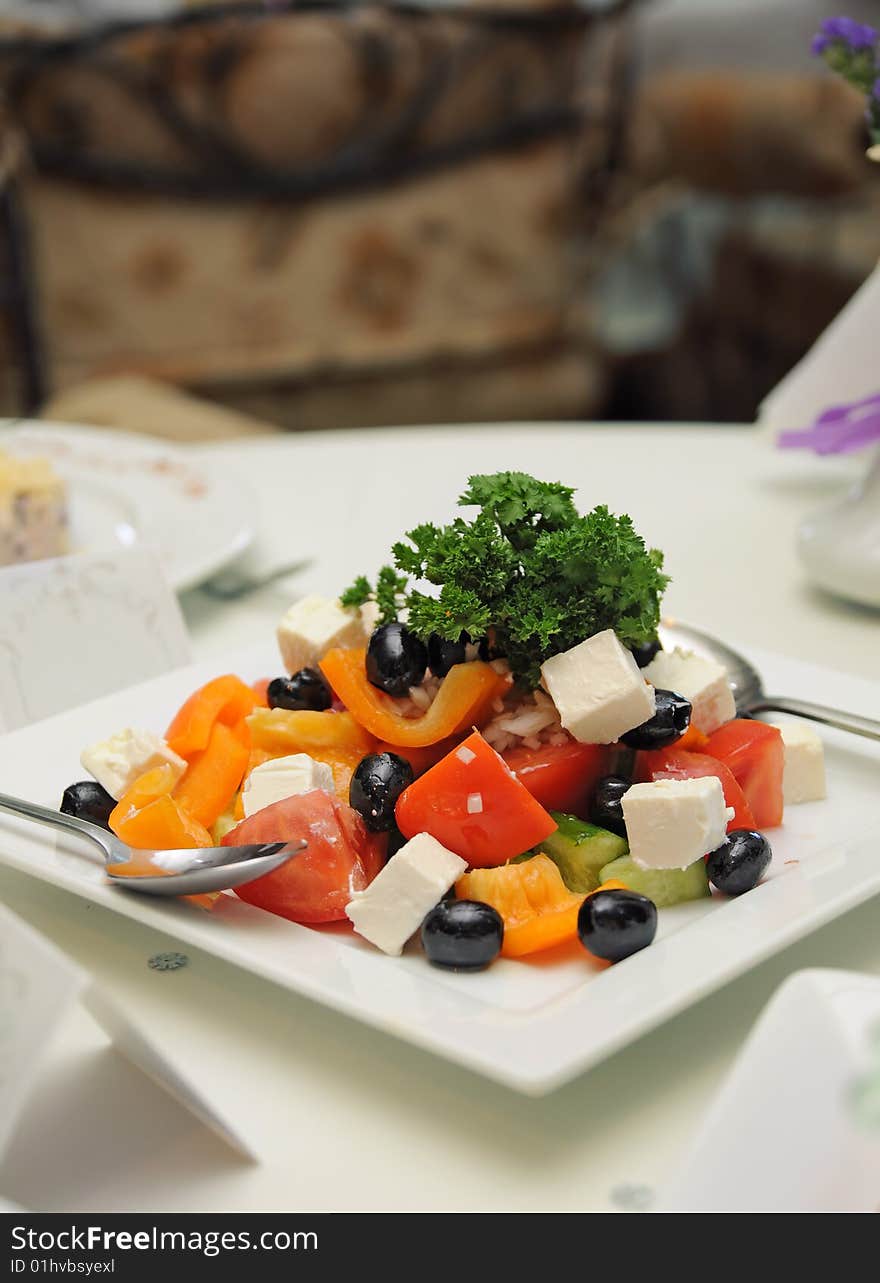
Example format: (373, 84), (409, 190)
(759, 263), (880, 430)
(0, 903), (254, 1161)
(0, 545), (191, 733)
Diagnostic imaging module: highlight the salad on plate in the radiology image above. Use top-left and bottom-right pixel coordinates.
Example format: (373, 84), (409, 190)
(62, 473), (826, 972)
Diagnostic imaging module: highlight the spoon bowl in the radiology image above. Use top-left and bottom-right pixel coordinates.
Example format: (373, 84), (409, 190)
(0, 790), (305, 896)
(659, 619), (880, 742)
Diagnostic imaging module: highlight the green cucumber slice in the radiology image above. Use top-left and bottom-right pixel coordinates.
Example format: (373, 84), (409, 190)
(538, 812), (629, 893)
(598, 854), (710, 907)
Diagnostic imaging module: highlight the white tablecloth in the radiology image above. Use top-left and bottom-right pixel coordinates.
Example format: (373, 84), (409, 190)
(2, 422), (877, 1211)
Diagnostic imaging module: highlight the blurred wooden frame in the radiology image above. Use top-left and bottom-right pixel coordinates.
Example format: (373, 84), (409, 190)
(0, 0), (635, 425)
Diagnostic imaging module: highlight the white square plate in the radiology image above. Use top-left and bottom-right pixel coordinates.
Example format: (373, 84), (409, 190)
(0, 640), (878, 1095)
(660, 969), (880, 1210)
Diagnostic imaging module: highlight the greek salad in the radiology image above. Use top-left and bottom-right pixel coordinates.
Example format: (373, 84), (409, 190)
(63, 473), (826, 971)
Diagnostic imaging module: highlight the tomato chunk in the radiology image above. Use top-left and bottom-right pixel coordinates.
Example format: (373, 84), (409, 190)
(704, 720), (784, 829)
(395, 730), (557, 867)
(637, 747), (756, 832)
(223, 790), (385, 923)
(503, 739), (608, 818)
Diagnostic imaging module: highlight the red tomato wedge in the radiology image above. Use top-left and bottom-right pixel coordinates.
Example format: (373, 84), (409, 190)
(223, 790), (385, 924)
(704, 720), (784, 829)
(637, 747), (756, 832)
(395, 730), (557, 867)
(503, 739), (609, 818)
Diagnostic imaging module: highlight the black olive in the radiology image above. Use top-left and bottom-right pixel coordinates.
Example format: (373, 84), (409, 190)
(620, 688), (692, 750)
(366, 622), (428, 697)
(631, 638), (662, 669)
(427, 631), (468, 678)
(421, 900), (504, 971)
(349, 752), (414, 832)
(589, 775), (631, 839)
(267, 668), (332, 712)
(60, 781), (116, 831)
(577, 888), (657, 962)
(706, 829), (772, 896)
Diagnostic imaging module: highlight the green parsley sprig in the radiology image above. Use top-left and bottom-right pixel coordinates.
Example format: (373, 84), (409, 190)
(341, 472), (669, 686)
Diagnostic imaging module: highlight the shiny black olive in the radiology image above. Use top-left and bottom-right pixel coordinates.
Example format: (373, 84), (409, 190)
(631, 638), (662, 669)
(477, 636), (503, 662)
(427, 631), (468, 678)
(349, 752), (414, 832)
(706, 829), (772, 896)
(267, 668), (332, 712)
(577, 888), (657, 962)
(421, 900), (504, 971)
(366, 622), (428, 697)
(60, 781), (116, 831)
(620, 688), (692, 750)
(589, 775), (631, 839)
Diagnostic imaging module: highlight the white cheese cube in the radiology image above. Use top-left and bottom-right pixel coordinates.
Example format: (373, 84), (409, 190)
(642, 647), (736, 735)
(540, 629), (655, 744)
(776, 720), (826, 804)
(242, 753), (335, 818)
(622, 776), (734, 870)
(277, 594), (368, 674)
(345, 833), (467, 956)
(80, 729), (186, 801)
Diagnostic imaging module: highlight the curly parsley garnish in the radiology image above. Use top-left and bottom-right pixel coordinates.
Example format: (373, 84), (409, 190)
(342, 471), (669, 685)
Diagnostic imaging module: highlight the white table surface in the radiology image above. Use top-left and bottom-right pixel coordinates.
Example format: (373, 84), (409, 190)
(2, 421), (878, 1212)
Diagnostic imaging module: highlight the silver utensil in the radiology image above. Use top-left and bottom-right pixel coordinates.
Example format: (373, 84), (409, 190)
(200, 558), (312, 601)
(659, 619), (880, 743)
(0, 791), (305, 896)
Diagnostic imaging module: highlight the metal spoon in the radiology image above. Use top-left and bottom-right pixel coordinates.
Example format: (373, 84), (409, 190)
(0, 791), (305, 896)
(200, 558), (312, 601)
(658, 619), (880, 743)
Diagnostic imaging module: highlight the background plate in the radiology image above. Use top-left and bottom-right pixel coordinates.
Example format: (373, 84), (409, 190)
(1, 421), (254, 590)
(0, 639), (878, 1095)
(660, 969), (880, 1210)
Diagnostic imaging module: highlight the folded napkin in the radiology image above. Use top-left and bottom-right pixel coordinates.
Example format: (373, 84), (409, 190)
(759, 262), (880, 433)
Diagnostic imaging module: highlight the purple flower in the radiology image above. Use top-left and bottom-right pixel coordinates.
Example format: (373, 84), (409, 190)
(812, 17), (879, 55)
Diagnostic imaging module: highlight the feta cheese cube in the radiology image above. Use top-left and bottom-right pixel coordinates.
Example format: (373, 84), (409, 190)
(80, 729), (186, 801)
(540, 629), (655, 744)
(242, 753), (335, 818)
(776, 720), (826, 804)
(277, 594), (368, 674)
(345, 833), (466, 956)
(642, 647), (736, 735)
(622, 776), (734, 870)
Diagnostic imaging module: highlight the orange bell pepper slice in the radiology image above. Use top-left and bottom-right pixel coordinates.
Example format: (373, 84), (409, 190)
(457, 855), (628, 958)
(111, 793), (213, 852)
(677, 724), (709, 752)
(166, 674), (263, 759)
(319, 649), (510, 748)
(173, 719), (249, 828)
(109, 763), (180, 836)
(251, 677), (272, 706)
(245, 707), (377, 797)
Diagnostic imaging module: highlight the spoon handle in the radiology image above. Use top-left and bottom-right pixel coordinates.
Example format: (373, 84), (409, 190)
(750, 697), (880, 743)
(0, 791), (113, 860)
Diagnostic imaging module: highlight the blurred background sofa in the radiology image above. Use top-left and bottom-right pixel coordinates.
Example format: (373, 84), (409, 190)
(0, 0), (878, 431)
